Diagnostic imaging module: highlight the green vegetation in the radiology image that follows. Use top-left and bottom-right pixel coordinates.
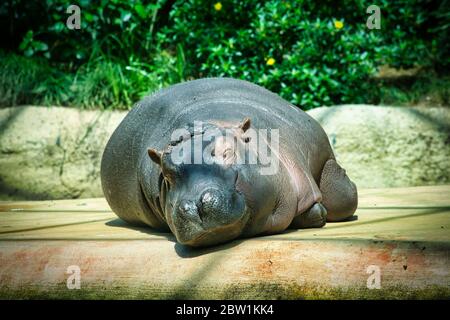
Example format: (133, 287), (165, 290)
(375, 74), (450, 107)
(0, 0), (448, 110)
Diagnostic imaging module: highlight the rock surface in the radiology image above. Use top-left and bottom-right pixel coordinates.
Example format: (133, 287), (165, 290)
(0, 105), (449, 200)
(0, 106), (125, 200)
(309, 105), (450, 188)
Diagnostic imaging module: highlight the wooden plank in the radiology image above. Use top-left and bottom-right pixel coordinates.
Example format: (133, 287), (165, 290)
(357, 185), (450, 208)
(0, 211), (114, 234)
(0, 185), (449, 242)
(0, 198), (109, 212)
(0, 218), (170, 241)
(0, 208), (448, 243)
(0, 185), (449, 299)
(0, 239), (448, 299)
(0, 198), (113, 235)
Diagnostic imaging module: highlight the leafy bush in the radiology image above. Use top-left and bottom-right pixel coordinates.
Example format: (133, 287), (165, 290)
(0, 0), (447, 109)
(0, 0), (185, 109)
(161, 0), (448, 108)
(11, 0), (164, 64)
(0, 51), (178, 109)
(0, 53), (68, 106)
(163, 0), (384, 108)
(68, 51), (180, 109)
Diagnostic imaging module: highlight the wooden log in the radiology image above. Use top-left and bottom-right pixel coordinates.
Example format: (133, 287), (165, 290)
(0, 186), (449, 299)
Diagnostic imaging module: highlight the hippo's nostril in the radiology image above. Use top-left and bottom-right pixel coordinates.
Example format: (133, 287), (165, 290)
(200, 189), (222, 216)
(202, 191), (213, 204)
(178, 200), (199, 218)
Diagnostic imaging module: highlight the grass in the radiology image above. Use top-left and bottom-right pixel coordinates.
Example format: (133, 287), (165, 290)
(1, 51), (448, 110)
(369, 66), (450, 107)
(0, 53), (60, 106)
(0, 51), (182, 110)
(376, 76), (450, 107)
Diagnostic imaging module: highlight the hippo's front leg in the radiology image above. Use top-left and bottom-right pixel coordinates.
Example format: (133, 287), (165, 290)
(289, 203), (327, 229)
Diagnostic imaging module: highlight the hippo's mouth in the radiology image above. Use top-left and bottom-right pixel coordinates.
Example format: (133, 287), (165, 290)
(179, 204), (249, 247)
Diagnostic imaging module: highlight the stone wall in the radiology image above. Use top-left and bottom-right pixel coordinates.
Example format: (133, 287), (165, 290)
(0, 105), (448, 200)
(309, 105), (450, 188)
(0, 106), (125, 200)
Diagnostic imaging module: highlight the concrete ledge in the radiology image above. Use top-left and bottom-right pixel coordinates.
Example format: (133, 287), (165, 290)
(0, 185), (449, 299)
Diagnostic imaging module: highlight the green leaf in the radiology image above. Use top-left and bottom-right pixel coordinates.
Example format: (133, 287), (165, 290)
(33, 42), (49, 52)
(121, 11), (132, 22)
(24, 48), (34, 57)
(85, 12), (94, 22)
(18, 30), (33, 51)
(134, 4), (147, 19)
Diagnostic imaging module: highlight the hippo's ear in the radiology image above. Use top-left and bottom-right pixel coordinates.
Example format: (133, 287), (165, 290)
(147, 148), (162, 166)
(239, 117), (251, 132)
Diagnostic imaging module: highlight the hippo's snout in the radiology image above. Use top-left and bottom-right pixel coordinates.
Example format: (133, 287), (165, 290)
(171, 188), (248, 247)
(176, 190), (227, 223)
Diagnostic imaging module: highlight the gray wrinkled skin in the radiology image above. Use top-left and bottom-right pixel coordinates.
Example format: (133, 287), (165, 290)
(101, 78), (357, 247)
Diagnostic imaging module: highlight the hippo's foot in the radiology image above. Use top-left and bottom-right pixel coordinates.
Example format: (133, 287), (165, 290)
(320, 159), (358, 222)
(290, 203), (327, 229)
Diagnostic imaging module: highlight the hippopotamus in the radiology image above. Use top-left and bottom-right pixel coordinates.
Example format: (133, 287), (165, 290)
(101, 78), (357, 247)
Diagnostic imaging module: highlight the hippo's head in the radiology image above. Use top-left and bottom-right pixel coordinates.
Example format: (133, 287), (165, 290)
(147, 119), (255, 247)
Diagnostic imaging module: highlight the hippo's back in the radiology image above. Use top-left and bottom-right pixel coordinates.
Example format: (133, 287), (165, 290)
(101, 78), (332, 227)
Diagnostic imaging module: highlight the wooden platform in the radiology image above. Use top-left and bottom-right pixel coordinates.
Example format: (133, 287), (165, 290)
(0, 185), (449, 299)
